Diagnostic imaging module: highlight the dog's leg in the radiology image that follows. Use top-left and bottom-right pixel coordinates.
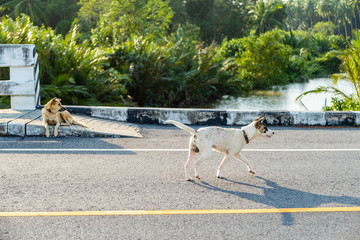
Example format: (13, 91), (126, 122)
(43, 121), (50, 137)
(185, 151), (196, 181)
(217, 154), (231, 179)
(194, 151), (211, 180)
(72, 120), (88, 128)
(54, 122), (60, 137)
(61, 122), (71, 126)
(234, 153), (255, 174)
(59, 112), (71, 126)
(42, 114), (50, 137)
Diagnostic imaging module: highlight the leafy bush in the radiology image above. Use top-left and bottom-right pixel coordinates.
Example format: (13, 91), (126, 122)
(287, 54), (309, 82)
(312, 21), (336, 36)
(218, 29), (344, 90)
(108, 31), (245, 107)
(219, 38), (246, 58)
(237, 30), (292, 88)
(315, 51), (341, 75)
(91, 0), (173, 48)
(324, 97), (360, 111)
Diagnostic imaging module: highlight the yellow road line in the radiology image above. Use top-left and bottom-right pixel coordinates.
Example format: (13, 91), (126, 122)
(1, 207), (360, 217)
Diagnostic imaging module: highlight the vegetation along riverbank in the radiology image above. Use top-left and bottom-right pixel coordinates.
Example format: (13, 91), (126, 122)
(0, 0), (359, 110)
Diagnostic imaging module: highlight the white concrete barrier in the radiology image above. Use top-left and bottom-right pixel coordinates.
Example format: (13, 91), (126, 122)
(63, 106), (360, 126)
(0, 44), (40, 110)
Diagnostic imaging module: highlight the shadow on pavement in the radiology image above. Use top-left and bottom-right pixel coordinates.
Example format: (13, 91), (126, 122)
(0, 137), (136, 155)
(193, 176), (360, 226)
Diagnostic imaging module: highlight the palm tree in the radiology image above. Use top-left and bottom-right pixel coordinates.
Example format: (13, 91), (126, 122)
(1, 0), (48, 25)
(333, 0), (353, 38)
(302, 0), (316, 29)
(296, 34), (360, 110)
(293, 0), (304, 29)
(248, 0), (285, 35)
(349, 0), (360, 30)
(285, 0), (304, 30)
(316, 0), (335, 22)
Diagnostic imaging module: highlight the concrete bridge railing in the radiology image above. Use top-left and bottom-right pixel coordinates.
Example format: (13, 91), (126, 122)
(65, 106), (360, 126)
(0, 44), (40, 110)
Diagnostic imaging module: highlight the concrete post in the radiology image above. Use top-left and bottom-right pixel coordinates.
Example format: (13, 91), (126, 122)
(0, 44), (40, 110)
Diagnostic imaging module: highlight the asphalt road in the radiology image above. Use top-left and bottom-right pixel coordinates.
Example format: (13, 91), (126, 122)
(0, 125), (360, 239)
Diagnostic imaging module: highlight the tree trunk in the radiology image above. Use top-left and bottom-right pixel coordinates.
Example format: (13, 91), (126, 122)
(344, 18), (348, 39)
(354, 14), (358, 30)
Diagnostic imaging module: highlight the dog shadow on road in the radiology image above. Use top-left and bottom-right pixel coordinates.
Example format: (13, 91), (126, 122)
(192, 176), (360, 226)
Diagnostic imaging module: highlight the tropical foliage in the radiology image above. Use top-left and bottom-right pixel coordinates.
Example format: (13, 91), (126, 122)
(0, 15), (127, 105)
(240, 31), (292, 87)
(0, 0), (359, 109)
(108, 30), (244, 107)
(91, 0), (173, 47)
(297, 33), (360, 110)
(221, 30), (343, 86)
(0, 0), (47, 25)
(2, 0), (360, 41)
(0, 0), (79, 34)
(247, 0), (286, 36)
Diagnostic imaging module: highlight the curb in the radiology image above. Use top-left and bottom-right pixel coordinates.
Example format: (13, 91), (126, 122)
(62, 106), (360, 126)
(0, 109), (142, 137)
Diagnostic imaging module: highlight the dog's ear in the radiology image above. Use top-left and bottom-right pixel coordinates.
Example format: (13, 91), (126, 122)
(255, 116), (265, 129)
(44, 98), (54, 109)
(255, 116), (264, 122)
(51, 98), (59, 105)
(44, 98), (58, 110)
(255, 117), (261, 129)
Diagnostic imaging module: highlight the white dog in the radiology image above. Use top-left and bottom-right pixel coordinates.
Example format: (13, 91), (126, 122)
(166, 117), (274, 181)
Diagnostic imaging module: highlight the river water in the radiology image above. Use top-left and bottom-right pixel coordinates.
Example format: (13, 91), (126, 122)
(212, 78), (355, 111)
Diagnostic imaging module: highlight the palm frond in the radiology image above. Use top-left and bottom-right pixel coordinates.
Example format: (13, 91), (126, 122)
(296, 85), (352, 101)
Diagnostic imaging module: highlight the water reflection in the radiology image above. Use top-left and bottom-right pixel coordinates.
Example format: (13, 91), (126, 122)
(214, 78), (355, 111)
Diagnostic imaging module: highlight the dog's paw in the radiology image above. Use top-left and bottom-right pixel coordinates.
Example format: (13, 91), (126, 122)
(186, 178), (193, 182)
(217, 175), (224, 179)
(249, 170), (255, 174)
(195, 175), (201, 180)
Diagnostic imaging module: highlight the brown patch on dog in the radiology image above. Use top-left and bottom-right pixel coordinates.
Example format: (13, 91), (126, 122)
(192, 145), (199, 153)
(255, 117), (268, 133)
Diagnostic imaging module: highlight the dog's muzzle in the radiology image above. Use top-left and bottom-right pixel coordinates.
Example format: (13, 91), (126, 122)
(266, 130), (275, 138)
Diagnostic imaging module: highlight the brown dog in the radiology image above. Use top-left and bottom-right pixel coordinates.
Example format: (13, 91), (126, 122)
(42, 97), (88, 137)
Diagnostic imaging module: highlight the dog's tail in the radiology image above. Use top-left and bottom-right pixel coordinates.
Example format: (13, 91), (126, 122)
(72, 120), (88, 128)
(166, 120), (197, 135)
